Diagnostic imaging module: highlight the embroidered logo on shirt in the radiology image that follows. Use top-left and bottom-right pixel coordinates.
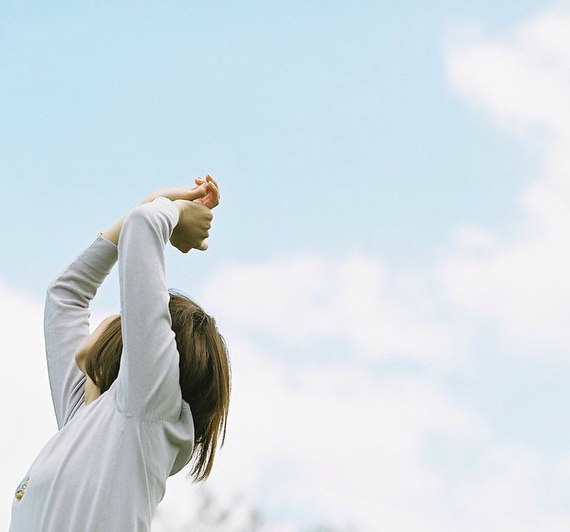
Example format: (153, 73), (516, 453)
(15, 475), (30, 501)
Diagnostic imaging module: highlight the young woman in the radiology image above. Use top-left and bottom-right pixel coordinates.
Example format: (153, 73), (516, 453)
(9, 175), (231, 532)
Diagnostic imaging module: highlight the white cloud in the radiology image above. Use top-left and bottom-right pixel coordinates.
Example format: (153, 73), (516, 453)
(156, 329), (491, 532)
(451, 223), (500, 252)
(442, 4), (570, 357)
(200, 253), (461, 370)
(154, 323), (570, 532)
(444, 9), (570, 145)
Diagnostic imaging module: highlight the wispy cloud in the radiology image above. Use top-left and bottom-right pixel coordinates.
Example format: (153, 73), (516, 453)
(201, 254), (461, 368)
(442, 4), (570, 357)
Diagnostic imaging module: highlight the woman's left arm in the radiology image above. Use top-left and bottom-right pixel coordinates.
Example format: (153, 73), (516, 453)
(44, 233), (118, 430)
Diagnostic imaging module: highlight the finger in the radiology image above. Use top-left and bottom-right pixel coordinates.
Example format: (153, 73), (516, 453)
(203, 198), (218, 210)
(207, 181), (220, 203)
(168, 185), (202, 197)
(185, 182), (209, 201)
(205, 174), (219, 189)
(197, 183), (219, 209)
(207, 180), (219, 195)
(199, 175), (219, 197)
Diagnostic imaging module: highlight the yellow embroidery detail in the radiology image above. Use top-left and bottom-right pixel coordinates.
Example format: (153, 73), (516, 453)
(15, 476), (29, 501)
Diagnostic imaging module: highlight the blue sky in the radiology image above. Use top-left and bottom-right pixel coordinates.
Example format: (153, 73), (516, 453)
(0, 0), (545, 278)
(2, 1), (570, 531)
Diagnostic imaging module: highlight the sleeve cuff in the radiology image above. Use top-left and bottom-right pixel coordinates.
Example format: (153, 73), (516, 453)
(76, 232), (119, 275)
(150, 196), (181, 225)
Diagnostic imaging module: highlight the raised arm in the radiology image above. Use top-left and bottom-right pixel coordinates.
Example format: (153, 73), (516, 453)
(44, 233), (118, 429)
(113, 196), (211, 420)
(44, 179), (219, 427)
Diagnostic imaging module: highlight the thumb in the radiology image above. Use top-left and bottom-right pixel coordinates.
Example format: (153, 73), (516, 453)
(198, 240), (209, 251)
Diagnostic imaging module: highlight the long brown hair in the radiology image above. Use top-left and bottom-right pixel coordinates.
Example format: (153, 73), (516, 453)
(85, 289), (231, 483)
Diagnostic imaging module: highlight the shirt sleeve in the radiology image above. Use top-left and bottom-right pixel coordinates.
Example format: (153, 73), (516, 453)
(44, 232), (119, 430)
(113, 196), (183, 421)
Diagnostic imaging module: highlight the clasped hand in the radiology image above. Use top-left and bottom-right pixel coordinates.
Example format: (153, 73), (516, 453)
(141, 174), (220, 253)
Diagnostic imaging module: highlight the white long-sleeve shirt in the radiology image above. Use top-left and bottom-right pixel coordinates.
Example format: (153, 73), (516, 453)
(9, 196), (195, 532)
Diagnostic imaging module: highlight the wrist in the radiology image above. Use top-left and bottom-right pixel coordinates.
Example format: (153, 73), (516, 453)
(101, 215), (126, 247)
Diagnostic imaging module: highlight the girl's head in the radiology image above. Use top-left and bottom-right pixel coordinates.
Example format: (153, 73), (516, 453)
(75, 289), (231, 483)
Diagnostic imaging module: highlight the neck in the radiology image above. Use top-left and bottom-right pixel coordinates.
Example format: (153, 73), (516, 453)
(85, 379), (101, 405)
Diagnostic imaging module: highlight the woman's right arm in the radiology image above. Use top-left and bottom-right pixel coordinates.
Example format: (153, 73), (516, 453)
(113, 197), (184, 420)
(112, 196), (212, 420)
